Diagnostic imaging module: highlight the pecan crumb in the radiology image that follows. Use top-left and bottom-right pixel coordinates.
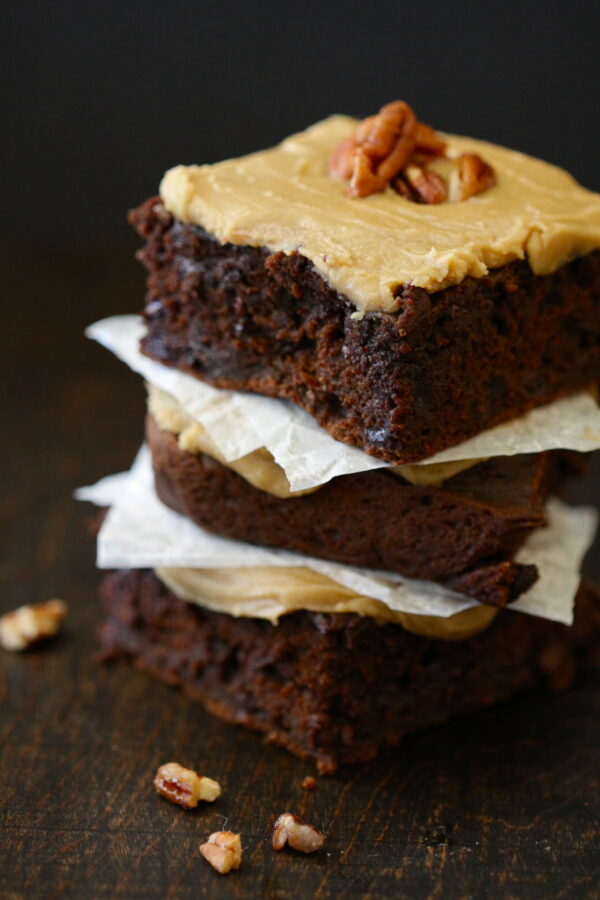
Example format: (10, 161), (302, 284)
(153, 762), (221, 808)
(199, 831), (242, 874)
(302, 776), (317, 790)
(272, 812), (325, 853)
(329, 100), (494, 203)
(0, 600), (66, 651)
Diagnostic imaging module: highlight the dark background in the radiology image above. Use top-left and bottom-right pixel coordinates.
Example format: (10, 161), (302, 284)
(2, 4), (600, 897)
(3, 0), (600, 249)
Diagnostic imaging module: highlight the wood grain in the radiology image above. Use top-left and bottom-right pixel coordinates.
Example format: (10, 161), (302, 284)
(1, 246), (599, 899)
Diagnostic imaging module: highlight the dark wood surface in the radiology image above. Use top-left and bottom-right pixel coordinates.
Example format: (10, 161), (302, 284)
(1, 246), (599, 900)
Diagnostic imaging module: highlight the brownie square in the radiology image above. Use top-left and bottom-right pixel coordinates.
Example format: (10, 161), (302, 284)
(130, 197), (600, 465)
(144, 414), (586, 606)
(100, 569), (600, 774)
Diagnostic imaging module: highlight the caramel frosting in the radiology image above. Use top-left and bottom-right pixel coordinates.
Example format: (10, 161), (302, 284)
(160, 115), (600, 314)
(148, 385), (317, 497)
(156, 565), (498, 640)
(148, 384), (481, 493)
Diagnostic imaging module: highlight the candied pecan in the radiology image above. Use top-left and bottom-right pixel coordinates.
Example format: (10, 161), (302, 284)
(153, 762), (221, 808)
(458, 152), (496, 200)
(199, 831), (242, 874)
(272, 813), (325, 853)
(0, 600), (66, 651)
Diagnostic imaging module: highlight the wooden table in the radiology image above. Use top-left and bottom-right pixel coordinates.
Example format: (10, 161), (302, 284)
(2, 246), (599, 899)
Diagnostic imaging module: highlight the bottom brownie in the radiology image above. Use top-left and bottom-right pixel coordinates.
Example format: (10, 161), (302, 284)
(100, 569), (600, 774)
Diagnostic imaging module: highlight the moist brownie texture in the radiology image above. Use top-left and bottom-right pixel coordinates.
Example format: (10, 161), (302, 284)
(130, 197), (600, 465)
(100, 569), (600, 774)
(146, 415), (580, 606)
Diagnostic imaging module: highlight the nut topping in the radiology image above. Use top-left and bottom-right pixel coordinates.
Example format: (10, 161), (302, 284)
(199, 831), (242, 874)
(395, 165), (448, 204)
(153, 762), (221, 808)
(0, 600), (66, 651)
(349, 101), (418, 198)
(329, 100), (494, 203)
(328, 135), (358, 181)
(457, 152), (496, 200)
(414, 122), (447, 157)
(272, 812), (325, 854)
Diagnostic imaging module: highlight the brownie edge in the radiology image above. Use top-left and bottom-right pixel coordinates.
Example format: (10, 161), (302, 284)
(131, 198), (600, 464)
(100, 569), (600, 774)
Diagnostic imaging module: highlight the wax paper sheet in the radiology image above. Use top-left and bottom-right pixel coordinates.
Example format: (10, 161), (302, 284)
(87, 315), (600, 492)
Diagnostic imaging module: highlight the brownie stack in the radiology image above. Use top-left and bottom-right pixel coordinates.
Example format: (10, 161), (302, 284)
(87, 107), (600, 772)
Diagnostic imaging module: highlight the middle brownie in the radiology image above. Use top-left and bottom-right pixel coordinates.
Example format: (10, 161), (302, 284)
(146, 415), (577, 607)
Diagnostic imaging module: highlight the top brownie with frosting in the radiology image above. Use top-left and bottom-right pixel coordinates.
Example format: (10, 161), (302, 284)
(160, 107), (600, 315)
(131, 101), (600, 464)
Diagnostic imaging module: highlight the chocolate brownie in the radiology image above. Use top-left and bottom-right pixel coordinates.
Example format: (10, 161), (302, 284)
(130, 197), (600, 464)
(100, 569), (600, 774)
(146, 415), (580, 606)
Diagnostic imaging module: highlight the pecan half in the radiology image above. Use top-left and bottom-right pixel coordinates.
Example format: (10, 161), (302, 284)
(349, 101), (418, 197)
(395, 165), (448, 204)
(272, 813), (325, 853)
(457, 152), (496, 200)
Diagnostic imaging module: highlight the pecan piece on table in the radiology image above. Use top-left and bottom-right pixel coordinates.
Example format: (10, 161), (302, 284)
(272, 812), (325, 853)
(199, 831), (242, 874)
(153, 762), (221, 808)
(0, 599), (66, 651)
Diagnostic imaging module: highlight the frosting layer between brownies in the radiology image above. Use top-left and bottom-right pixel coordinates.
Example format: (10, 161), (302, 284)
(148, 384), (482, 492)
(160, 115), (600, 314)
(156, 565), (498, 640)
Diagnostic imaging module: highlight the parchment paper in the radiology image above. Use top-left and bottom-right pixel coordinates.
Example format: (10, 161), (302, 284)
(76, 446), (597, 625)
(87, 315), (600, 492)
